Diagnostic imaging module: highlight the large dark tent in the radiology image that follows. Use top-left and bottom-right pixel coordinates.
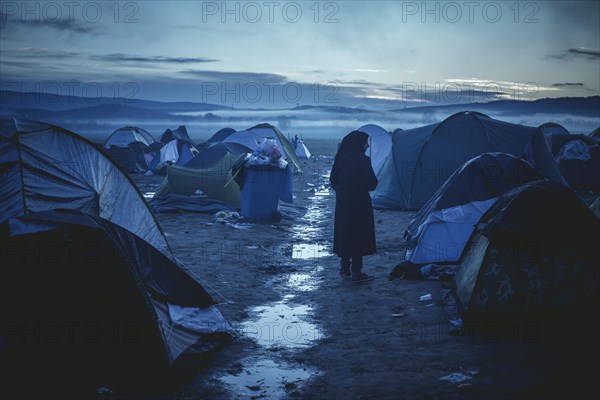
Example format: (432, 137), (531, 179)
(1, 209), (231, 397)
(372, 112), (565, 210)
(0, 117), (171, 256)
(454, 180), (599, 323)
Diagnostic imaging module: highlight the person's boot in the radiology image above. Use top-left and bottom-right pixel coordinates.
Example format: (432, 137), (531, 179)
(339, 257), (351, 277)
(351, 256), (373, 283)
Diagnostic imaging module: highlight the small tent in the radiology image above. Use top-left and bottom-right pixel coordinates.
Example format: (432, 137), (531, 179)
(148, 139), (198, 175)
(221, 123), (302, 173)
(105, 126), (156, 148)
(405, 153), (544, 267)
(454, 180), (599, 322)
(0, 117), (171, 256)
(539, 124), (600, 192)
(153, 152), (243, 210)
(1, 209), (231, 396)
(372, 112), (565, 210)
(357, 124), (392, 176)
(160, 125), (196, 146)
(293, 137), (312, 159)
(104, 126), (158, 173)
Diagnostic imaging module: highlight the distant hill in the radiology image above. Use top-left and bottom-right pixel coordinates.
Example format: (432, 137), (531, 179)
(0, 90), (229, 113)
(392, 96), (600, 117)
(11, 104), (185, 122)
(293, 105), (373, 114)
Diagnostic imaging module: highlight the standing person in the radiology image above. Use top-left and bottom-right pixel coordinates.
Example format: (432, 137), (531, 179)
(330, 131), (378, 282)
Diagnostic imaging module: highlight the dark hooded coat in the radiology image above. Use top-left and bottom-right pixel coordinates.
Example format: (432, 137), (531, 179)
(330, 131), (378, 257)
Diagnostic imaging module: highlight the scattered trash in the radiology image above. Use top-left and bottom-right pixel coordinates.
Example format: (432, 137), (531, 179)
(449, 318), (464, 336)
(457, 383), (474, 390)
(214, 211), (241, 223)
(439, 373), (472, 384)
(391, 313), (407, 318)
(96, 387), (114, 395)
(419, 294), (432, 301)
(424, 303), (434, 307)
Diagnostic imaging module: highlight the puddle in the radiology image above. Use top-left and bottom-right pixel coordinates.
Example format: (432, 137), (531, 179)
(221, 358), (317, 399)
(286, 267), (323, 292)
(291, 243), (331, 259)
(240, 300), (321, 349)
(216, 169), (330, 398)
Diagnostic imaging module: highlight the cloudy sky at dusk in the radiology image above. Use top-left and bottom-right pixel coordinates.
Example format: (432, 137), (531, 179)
(1, 0), (599, 108)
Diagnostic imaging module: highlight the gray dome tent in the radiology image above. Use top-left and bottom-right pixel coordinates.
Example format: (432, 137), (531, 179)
(0, 117), (171, 256)
(103, 126), (158, 173)
(372, 112), (565, 210)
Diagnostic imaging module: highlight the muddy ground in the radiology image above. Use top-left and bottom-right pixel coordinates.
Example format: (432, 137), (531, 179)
(132, 138), (598, 400)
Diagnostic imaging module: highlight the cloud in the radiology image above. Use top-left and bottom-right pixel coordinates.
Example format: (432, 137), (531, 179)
(8, 48), (80, 59)
(552, 82), (585, 87)
(94, 54), (219, 64)
(568, 48), (600, 58)
(548, 47), (600, 61)
(0, 12), (96, 34)
(181, 70), (289, 83)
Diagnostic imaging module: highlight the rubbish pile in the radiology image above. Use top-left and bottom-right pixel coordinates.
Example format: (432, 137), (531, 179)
(245, 139), (288, 169)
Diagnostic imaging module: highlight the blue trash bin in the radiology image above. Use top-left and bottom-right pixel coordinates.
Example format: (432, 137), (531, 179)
(240, 165), (291, 220)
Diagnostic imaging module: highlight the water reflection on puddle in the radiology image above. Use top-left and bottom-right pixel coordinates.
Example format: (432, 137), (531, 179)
(291, 243), (331, 259)
(287, 267), (323, 291)
(221, 358), (317, 399)
(240, 300), (321, 349)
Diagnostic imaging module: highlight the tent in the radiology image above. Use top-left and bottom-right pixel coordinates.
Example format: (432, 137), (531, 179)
(404, 153), (544, 267)
(357, 124), (392, 176)
(220, 123), (302, 173)
(539, 125), (600, 191)
(154, 152), (243, 209)
(372, 111), (565, 210)
(103, 126), (158, 173)
(104, 126), (156, 148)
(160, 125), (196, 146)
(186, 141), (251, 169)
(1, 209), (231, 396)
(148, 139), (198, 175)
(293, 137), (312, 159)
(0, 117), (171, 256)
(454, 180), (599, 322)
(556, 138), (600, 192)
(207, 127), (236, 143)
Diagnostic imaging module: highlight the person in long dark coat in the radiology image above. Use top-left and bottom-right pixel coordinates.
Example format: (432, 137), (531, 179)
(330, 131), (378, 282)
